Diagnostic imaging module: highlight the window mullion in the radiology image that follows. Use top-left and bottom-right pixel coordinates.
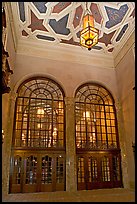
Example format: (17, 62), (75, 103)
(104, 104), (108, 149)
(26, 97), (31, 147)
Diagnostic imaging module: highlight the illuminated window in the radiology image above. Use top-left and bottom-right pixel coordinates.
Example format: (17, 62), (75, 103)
(13, 77), (65, 149)
(75, 83), (119, 150)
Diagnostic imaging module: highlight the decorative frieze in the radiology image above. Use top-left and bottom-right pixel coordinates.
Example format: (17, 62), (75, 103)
(2, 5), (13, 94)
(2, 45), (13, 94)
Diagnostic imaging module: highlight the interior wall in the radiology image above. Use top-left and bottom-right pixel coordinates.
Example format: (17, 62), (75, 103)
(2, 3), (16, 196)
(2, 94), (10, 132)
(2, 2), (16, 137)
(2, 1), (16, 132)
(6, 21), (16, 72)
(11, 53), (118, 99)
(115, 44), (135, 190)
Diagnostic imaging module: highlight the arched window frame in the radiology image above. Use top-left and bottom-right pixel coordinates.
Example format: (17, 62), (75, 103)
(12, 77), (65, 150)
(75, 83), (120, 150)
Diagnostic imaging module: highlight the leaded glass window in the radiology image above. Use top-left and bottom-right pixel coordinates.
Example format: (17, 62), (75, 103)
(13, 77), (65, 149)
(75, 83), (119, 150)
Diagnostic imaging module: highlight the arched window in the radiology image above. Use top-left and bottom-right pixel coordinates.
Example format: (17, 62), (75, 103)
(12, 76), (65, 149)
(75, 83), (119, 150)
(10, 77), (66, 193)
(75, 83), (122, 190)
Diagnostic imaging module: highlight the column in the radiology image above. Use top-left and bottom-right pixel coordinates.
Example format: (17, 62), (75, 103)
(115, 99), (129, 188)
(2, 91), (17, 196)
(65, 97), (77, 192)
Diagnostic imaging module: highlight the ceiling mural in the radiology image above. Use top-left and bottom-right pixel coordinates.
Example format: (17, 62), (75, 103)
(15, 2), (135, 55)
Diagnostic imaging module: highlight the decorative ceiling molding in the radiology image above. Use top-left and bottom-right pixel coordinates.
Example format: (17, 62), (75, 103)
(6, 2), (18, 52)
(8, 2), (135, 63)
(114, 31), (135, 67)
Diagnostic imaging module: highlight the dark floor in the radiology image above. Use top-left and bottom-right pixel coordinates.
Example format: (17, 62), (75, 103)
(2, 188), (135, 202)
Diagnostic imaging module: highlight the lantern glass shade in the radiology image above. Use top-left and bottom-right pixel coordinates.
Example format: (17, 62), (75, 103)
(83, 14), (94, 28)
(80, 13), (99, 50)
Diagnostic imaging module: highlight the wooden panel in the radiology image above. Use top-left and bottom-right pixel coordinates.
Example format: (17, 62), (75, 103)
(10, 184), (21, 193)
(56, 183), (65, 191)
(40, 184), (53, 192)
(23, 184), (37, 193)
(10, 151), (66, 193)
(77, 151), (122, 190)
(77, 182), (86, 190)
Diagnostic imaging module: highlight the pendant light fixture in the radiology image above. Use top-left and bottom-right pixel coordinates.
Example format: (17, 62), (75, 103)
(80, 2), (99, 50)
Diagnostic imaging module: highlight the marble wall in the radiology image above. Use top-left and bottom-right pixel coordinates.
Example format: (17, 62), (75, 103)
(115, 43), (135, 189)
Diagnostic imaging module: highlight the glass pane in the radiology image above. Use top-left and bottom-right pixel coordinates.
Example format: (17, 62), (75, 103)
(56, 155), (64, 183)
(12, 156), (22, 184)
(92, 157), (98, 181)
(25, 155), (37, 184)
(75, 83), (119, 150)
(112, 155), (120, 181)
(41, 155), (52, 184)
(14, 77), (65, 149)
(101, 156), (110, 181)
(78, 157), (84, 183)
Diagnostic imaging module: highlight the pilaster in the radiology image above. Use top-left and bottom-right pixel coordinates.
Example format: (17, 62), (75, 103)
(115, 100), (129, 189)
(65, 97), (77, 192)
(2, 91), (17, 196)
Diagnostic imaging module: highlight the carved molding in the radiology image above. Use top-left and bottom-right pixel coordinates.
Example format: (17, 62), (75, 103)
(2, 44), (13, 94)
(9, 91), (18, 102)
(64, 97), (75, 107)
(2, 5), (13, 94)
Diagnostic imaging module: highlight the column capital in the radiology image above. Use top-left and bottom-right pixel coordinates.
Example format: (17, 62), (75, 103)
(115, 99), (122, 113)
(64, 97), (75, 106)
(10, 91), (17, 102)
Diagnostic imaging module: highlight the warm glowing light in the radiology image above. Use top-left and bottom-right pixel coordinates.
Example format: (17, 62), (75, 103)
(37, 108), (44, 117)
(22, 133), (25, 142)
(37, 123), (43, 129)
(58, 102), (63, 113)
(90, 132), (96, 143)
(83, 111), (90, 119)
(53, 127), (57, 137)
(80, 13), (99, 50)
(83, 14), (94, 29)
(15, 160), (17, 165)
(2, 129), (4, 143)
(59, 102), (62, 109)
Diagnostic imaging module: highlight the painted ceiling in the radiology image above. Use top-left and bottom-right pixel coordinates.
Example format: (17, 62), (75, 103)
(12, 2), (135, 56)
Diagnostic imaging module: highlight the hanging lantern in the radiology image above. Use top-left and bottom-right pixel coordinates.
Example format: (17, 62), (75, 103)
(80, 4), (99, 50)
